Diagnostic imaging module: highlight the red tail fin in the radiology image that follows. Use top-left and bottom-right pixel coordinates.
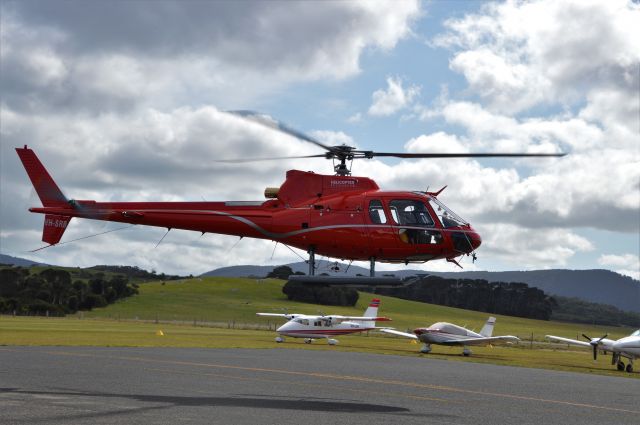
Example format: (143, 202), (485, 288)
(43, 214), (72, 245)
(16, 146), (68, 207)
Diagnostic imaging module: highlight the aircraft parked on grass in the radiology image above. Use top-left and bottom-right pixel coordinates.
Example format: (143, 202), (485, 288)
(381, 316), (519, 356)
(546, 330), (640, 373)
(256, 298), (390, 345)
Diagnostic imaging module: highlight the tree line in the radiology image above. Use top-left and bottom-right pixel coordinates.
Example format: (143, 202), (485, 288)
(551, 296), (640, 327)
(0, 266), (139, 316)
(368, 275), (556, 320)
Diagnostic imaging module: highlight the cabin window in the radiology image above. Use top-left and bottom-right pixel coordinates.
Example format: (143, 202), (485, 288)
(368, 200), (387, 224)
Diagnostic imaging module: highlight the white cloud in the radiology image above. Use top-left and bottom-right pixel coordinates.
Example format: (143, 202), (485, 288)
(434, 0), (640, 114)
(598, 254), (640, 280)
(478, 224), (594, 268)
(368, 76), (420, 116)
(310, 130), (355, 147)
(347, 113), (363, 124)
(1, 1), (421, 112)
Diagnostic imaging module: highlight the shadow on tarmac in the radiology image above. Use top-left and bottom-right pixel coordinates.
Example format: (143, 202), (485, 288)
(1, 387), (457, 421)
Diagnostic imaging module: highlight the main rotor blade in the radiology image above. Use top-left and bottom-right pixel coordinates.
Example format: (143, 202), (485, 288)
(227, 110), (334, 152)
(366, 152), (567, 159)
(214, 154), (327, 163)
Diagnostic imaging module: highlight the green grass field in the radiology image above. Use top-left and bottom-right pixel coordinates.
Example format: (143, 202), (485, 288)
(1, 277), (637, 378)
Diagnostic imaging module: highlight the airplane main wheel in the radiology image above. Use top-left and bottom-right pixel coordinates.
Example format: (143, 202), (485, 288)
(617, 361), (625, 371)
(462, 348), (472, 357)
(275, 336), (284, 343)
(626, 364), (634, 373)
(304, 338), (313, 344)
(327, 338), (338, 345)
(420, 344), (431, 354)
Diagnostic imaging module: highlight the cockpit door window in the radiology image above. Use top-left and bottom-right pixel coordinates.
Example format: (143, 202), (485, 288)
(388, 199), (442, 245)
(388, 200), (435, 226)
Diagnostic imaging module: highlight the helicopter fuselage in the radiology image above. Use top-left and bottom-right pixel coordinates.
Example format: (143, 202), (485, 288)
(25, 162), (481, 264)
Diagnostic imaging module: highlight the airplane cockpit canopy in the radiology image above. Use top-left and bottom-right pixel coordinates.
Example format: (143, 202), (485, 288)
(428, 322), (467, 336)
(631, 329), (640, 337)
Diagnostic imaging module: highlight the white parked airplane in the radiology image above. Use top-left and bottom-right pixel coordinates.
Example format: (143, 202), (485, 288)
(546, 329), (640, 373)
(381, 316), (519, 356)
(256, 298), (390, 345)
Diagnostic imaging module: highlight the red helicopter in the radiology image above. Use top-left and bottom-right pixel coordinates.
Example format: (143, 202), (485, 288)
(16, 111), (564, 276)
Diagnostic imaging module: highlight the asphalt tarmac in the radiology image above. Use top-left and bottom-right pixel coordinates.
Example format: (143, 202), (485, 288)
(0, 346), (638, 425)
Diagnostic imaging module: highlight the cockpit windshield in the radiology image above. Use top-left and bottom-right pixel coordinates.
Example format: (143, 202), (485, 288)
(427, 196), (468, 228)
(631, 329), (640, 337)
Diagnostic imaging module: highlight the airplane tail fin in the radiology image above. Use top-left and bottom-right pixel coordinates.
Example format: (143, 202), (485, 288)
(363, 298), (380, 328)
(16, 146), (73, 244)
(16, 146), (68, 208)
(480, 317), (496, 337)
(363, 298), (380, 318)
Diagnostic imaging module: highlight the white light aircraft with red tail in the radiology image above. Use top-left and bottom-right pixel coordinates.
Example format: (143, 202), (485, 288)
(381, 316), (519, 356)
(257, 298), (390, 345)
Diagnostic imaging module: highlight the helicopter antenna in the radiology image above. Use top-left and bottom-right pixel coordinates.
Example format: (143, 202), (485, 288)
(28, 225), (134, 252)
(154, 228), (171, 248)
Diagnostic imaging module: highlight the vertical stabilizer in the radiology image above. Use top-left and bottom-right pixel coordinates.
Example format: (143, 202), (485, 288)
(363, 298), (380, 318)
(362, 298), (380, 329)
(16, 146), (68, 207)
(480, 317), (496, 337)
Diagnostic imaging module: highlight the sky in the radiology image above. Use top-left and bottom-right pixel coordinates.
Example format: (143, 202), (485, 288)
(0, 0), (638, 279)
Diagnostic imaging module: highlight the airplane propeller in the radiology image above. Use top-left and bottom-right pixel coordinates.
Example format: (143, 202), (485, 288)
(582, 334), (608, 360)
(224, 111), (567, 176)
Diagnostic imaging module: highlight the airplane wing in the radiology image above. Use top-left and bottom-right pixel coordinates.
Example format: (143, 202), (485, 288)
(379, 329), (418, 340)
(545, 335), (592, 348)
(441, 335), (520, 346)
(256, 313), (297, 319)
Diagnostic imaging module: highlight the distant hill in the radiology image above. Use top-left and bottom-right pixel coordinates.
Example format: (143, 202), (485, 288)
(0, 253), (48, 267)
(202, 263), (640, 313)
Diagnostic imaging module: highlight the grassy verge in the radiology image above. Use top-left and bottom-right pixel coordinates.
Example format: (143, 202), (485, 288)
(1, 276), (636, 379)
(1, 315), (636, 379)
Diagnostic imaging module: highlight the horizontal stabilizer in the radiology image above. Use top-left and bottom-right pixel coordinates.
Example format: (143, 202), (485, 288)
(43, 214), (72, 245)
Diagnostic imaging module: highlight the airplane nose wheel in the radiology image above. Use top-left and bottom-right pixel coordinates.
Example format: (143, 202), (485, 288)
(327, 338), (339, 345)
(275, 336), (284, 343)
(420, 344), (431, 354)
(304, 338), (313, 344)
(462, 347), (472, 357)
(626, 363), (633, 373)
